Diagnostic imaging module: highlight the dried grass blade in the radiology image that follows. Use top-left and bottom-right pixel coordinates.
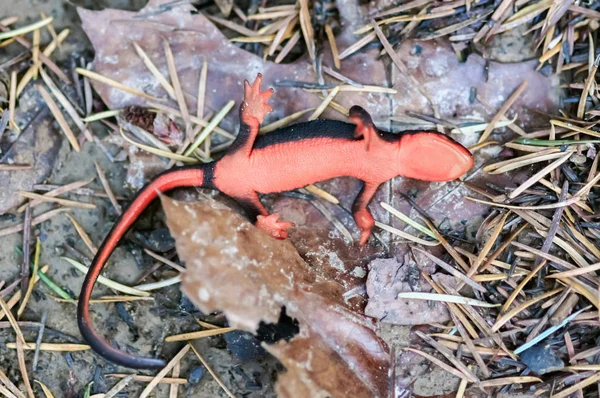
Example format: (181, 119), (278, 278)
(6, 343), (90, 351)
(502, 260), (547, 312)
(139, 344), (190, 398)
(0, 208), (69, 237)
(275, 30), (301, 63)
(163, 39), (190, 136)
(39, 68), (92, 140)
(16, 29), (70, 96)
(268, 15), (297, 57)
(356, 10), (455, 34)
(338, 31), (376, 60)
(309, 86), (339, 120)
(470, 212), (508, 276)
(380, 202), (436, 239)
(551, 372), (600, 398)
(17, 178), (93, 213)
(453, 115), (517, 135)
(547, 263), (600, 279)
(260, 108), (313, 133)
(309, 199), (353, 243)
(16, 238), (40, 318)
(414, 248), (485, 292)
(106, 374), (187, 384)
(76, 68), (160, 101)
(577, 55), (600, 118)
(0, 299), (25, 344)
(61, 257), (150, 297)
(416, 331), (480, 383)
(304, 184), (339, 204)
(36, 85), (80, 151)
(168, 362), (180, 398)
(0, 383), (19, 398)
(508, 152), (572, 199)
(420, 218), (470, 272)
(485, 150), (566, 174)
(325, 24), (340, 68)
(184, 100), (235, 156)
(144, 249), (184, 272)
(466, 195), (579, 210)
(66, 215), (97, 255)
(492, 288), (563, 332)
(15, 338), (33, 398)
(103, 375), (133, 398)
(120, 129), (196, 162)
(450, 312), (490, 377)
(190, 345), (236, 398)
(375, 221), (438, 246)
(0, 368), (25, 398)
(480, 377), (541, 387)
(165, 327), (236, 342)
(94, 161), (121, 215)
(133, 42), (176, 99)
(405, 347), (473, 381)
(18, 191), (94, 209)
(298, 0), (314, 60)
(0, 17), (52, 40)
(34, 381), (55, 398)
(397, 292), (498, 307)
(479, 82), (527, 143)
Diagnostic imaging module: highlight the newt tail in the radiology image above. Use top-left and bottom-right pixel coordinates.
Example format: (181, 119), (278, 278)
(77, 166), (206, 368)
(78, 73), (474, 369)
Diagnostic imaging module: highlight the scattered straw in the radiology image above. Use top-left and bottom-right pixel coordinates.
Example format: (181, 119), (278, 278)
(6, 343), (90, 351)
(0, 208), (69, 237)
(0, 17), (52, 40)
(76, 68), (160, 101)
(62, 257), (150, 297)
(139, 344), (190, 398)
(396, 292), (499, 307)
(36, 85), (81, 152)
(18, 191), (94, 210)
(166, 327), (236, 342)
(190, 344), (236, 398)
(94, 161), (121, 215)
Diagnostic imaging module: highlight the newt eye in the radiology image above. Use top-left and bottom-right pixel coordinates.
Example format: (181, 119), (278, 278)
(398, 133), (474, 182)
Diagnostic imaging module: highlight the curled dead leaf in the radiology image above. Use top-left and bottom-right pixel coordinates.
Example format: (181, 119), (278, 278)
(163, 196), (390, 398)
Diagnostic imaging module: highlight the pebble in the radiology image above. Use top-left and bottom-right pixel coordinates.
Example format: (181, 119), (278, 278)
(520, 344), (564, 375)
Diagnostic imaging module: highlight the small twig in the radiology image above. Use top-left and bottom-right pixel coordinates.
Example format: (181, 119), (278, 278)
(32, 310), (47, 372)
(20, 205), (32, 304)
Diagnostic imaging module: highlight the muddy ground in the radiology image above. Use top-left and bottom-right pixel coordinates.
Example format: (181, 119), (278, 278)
(0, 0), (557, 397)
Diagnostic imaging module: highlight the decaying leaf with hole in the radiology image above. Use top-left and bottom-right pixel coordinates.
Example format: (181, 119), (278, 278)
(163, 196), (390, 398)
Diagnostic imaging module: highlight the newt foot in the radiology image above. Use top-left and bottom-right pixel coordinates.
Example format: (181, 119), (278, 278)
(256, 213), (294, 239)
(353, 209), (374, 246)
(241, 73), (273, 125)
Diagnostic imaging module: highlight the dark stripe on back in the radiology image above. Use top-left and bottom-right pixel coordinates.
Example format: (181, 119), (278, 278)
(252, 119), (445, 149)
(253, 120), (357, 149)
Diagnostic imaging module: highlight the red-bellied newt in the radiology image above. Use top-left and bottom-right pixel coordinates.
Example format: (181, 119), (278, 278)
(78, 73), (474, 369)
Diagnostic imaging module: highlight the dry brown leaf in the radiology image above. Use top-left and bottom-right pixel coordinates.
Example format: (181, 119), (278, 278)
(164, 196), (390, 398)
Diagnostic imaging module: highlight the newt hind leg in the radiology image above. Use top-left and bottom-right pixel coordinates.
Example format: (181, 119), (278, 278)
(235, 192), (294, 240)
(352, 182), (380, 245)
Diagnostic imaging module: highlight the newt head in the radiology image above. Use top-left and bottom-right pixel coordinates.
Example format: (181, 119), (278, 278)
(396, 132), (474, 182)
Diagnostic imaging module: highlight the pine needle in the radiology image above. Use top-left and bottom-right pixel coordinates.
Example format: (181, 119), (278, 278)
(165, 327), (236, 342)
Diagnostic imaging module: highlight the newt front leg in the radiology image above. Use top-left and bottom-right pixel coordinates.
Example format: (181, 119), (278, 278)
(216, 74), (294, 239)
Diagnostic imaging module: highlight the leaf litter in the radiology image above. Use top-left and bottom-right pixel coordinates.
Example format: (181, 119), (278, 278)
(3, 0), (600, 397)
